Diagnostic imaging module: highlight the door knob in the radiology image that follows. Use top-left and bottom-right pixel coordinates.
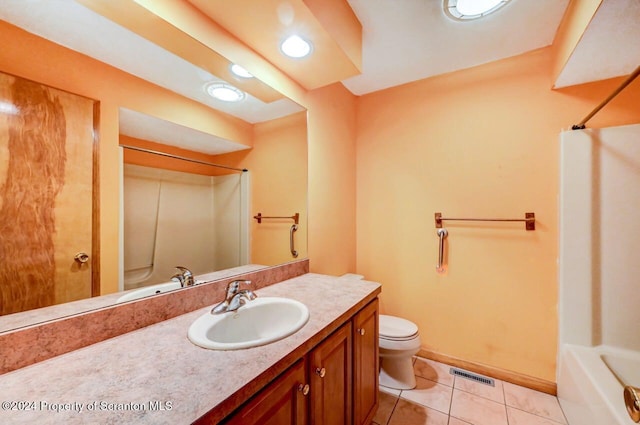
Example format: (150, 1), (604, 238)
(315, 367), (326, 378)
(357, 328), (366, 336)
(74, 252), (90, 264)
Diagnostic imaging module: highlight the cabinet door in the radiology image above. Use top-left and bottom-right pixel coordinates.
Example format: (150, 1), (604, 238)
(353, 299), (379, 425)
(310, 322), (352, 425)
(222, 359), (309, 425)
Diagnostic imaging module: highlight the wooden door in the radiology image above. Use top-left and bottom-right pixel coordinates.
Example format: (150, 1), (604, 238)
(353, 299), (379, 425)
(310, 322), (353, 425)
(219, 359), (309, 425)
(0, 72), (97, 315)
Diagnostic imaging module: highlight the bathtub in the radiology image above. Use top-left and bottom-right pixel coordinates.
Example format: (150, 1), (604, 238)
(558, 344), (640, 425)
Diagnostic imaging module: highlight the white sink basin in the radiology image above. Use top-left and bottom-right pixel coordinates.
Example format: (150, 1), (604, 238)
(188, 297), (310, 350)
(116, 280), (182, 303)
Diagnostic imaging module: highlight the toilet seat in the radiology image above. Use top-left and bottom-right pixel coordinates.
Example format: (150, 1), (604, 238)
(380, 315), (419, 340)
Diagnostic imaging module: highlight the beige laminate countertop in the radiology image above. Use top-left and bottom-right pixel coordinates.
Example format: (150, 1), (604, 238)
(0, 273), (381, 424)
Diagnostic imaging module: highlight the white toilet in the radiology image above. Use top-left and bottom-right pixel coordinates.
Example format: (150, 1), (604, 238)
(379, 314), (421, 389)
(339, 274), (421, 390)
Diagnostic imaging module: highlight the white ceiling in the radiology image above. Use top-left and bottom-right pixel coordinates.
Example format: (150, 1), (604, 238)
(342, 0), (572, 95)
(343, 0), (640, 94)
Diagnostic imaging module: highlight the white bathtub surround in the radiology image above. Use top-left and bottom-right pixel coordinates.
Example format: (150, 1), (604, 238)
(122, 164), (248, 290)
(558, 345), (640, 425)
(558, 123), (640, 425)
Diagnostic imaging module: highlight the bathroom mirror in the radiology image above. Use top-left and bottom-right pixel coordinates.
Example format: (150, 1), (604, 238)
(0, 0), (308, 329)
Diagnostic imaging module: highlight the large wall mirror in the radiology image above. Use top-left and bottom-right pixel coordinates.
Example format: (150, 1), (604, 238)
(0, 0), (308, 331)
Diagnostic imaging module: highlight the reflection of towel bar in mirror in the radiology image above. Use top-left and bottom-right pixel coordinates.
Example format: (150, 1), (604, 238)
(253, 212), (299, 225)
(252, 213), (300, 258)
(434, 212), (536, 231)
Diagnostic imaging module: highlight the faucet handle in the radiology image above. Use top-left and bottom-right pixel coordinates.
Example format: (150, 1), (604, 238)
(174, 266), (193, 277)
(172, 266), (195, 287)
(226, 279), (252, 296)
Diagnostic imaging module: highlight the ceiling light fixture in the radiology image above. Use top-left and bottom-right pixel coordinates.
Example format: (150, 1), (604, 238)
(0, 101), (19, 115)
(205, 82), (245, 102)
(230, 64), (253, 78)
(444, 0), (511, 21)
(280, 35), (312, 58)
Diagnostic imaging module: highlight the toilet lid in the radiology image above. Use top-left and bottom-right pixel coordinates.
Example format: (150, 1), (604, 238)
(379, 315), (419, 339)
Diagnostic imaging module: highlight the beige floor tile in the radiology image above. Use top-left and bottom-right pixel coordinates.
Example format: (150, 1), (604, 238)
(388, 398), (449, 425)
(413, 357), (455, 386)
(448, 417), (473, 425)
(450, 389), (508, 425)
(503, 382), (567, 424)
(454, 375), (505, 404)
(373, 391), (399, 425)
(400, 376), (453, 414)
(507, 406), (568, 424)
(380, 385), (402, 397)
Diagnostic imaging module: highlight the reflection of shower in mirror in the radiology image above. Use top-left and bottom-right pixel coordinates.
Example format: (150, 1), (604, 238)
(120, 164), (249, 291)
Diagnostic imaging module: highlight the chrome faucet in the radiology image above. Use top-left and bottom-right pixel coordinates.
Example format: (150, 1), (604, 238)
(171, 266), (195, 288)
(211, 280), (257, 314)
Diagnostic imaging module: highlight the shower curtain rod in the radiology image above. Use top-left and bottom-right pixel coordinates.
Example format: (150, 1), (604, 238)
(572, 65), (640, 130)
(120, 145), (247, 172)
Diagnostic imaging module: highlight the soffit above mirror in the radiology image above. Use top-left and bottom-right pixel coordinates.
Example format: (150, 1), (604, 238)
(187, 0), (363, 90)
(0, 0), (304, 124)
(119, 108), (249, 155)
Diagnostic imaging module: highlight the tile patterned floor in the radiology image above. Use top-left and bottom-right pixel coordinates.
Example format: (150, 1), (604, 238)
(373, 357), (568, 425)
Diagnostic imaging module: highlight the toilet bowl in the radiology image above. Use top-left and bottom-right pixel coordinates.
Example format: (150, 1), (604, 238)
(338, 274), (421, 389)
(379, 314), (421, 390)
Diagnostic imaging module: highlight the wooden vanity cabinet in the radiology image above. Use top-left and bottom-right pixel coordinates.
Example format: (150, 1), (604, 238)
(221, 359), (309, 425)
(221, 299), (379, 425)
(353, 300), (379, 425)
(310, 322), (352, 425)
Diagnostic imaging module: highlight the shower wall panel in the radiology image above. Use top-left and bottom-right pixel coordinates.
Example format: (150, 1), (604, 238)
(559, 123), (640, 351)
(123, 164), (242, 289)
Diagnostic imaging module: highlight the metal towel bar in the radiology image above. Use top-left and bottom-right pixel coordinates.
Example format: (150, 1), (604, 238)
(435, 212), (535, 231)
(253, 212), (299, 224)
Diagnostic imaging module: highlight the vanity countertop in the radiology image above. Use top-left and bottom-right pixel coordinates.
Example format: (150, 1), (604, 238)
(0, 273), (380, 424)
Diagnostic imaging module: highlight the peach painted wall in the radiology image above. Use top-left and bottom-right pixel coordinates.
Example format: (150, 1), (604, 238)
(0, 21), (252, 295)
(305, 83), (358, 275)
(355, 47), (640, 381)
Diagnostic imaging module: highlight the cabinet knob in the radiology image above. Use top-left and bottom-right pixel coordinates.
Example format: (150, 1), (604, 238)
(297, 383), (310, 396)
(315, 367), (326, 378)
(357, 328), (366, 336)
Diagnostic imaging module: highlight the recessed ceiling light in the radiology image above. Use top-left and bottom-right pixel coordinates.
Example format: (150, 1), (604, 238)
(0, 101), (19, 115)
(444, 0), (510, 20)
(280, 35), (312, 58)
(230, 64), (253, 78)
(205, 82), (245, 102)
